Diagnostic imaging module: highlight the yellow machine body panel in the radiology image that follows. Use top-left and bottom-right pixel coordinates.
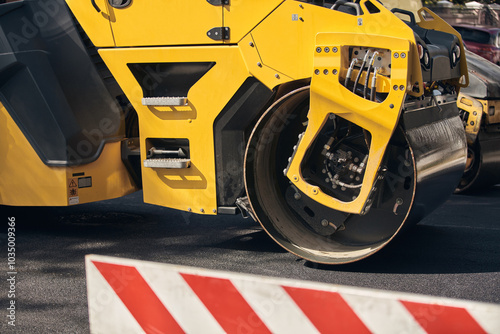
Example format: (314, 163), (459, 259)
(251, 1), (420, 214)
(89, 0), (428, 215)
(223, 0), (285, 43)
(458, 93), (484, 144)
(66, 0), (115, 47)
(0, 103), (137, 206)
(483, 100), (500, 125)
(250, 1), (422, 90)
(98, 47), (251, 214)
(287, 33), (411, 214)
(239, 33), (294, 88)
(106, 1), (223, 47)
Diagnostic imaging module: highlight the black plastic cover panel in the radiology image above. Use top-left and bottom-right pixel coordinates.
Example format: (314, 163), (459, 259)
(213, 78), (274, 206)
(462, 50), (500, 100)
(128, 62), (215, 98)
(0, 0), (124, 166)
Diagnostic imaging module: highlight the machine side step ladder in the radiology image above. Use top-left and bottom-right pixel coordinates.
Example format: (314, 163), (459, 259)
(142, 97), (188, 106)
(143, 147), (190, 169)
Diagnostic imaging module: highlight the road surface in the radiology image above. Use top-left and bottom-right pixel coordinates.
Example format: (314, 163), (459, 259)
(1, 186), (499, 333)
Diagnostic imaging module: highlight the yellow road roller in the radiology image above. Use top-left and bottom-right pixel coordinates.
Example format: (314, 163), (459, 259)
(0, 0), (469, 263)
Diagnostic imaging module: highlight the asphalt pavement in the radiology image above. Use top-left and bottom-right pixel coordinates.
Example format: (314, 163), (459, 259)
(1, 186), (499, 333)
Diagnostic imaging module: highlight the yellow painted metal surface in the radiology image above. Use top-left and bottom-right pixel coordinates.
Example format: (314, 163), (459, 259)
(66, 0), (115, 47)
(271, 1), (420, 214)
(61, 0), (463, 216)
(98, 47), (250, 214)
(458, 93), (484, 144)
(287, 33), (411, 214)
(106, 1), (222, 47)
(238, 34), (293, 89)
(250, 1), (422, 94)
(92, 0), (426, 215)
(67, 141), (138, 205)
(482, 100), (500, 125)
(0, 103), (137, 206)
(251, 1), (328, 81)
(224, 0), (284, 43)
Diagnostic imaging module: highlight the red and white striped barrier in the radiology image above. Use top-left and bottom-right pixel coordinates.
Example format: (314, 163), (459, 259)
(86, 255), (500, 334)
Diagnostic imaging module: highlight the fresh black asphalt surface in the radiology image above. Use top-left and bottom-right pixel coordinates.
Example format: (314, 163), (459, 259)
(1, 186), (499, 333)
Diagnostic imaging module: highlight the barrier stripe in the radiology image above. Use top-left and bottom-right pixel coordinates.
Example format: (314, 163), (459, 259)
(87, 261), (146, 334)
(401, 301), (487, 334)
(180, 273), (272, 334)
(87, 256), (500, 334)
(467, 307), (500, 334)
(232, 279), (320, 334)
(139, 268), (225, 334)
(341, 294), (427, 334)
(92, 261), (184, 334)
(283, 286), (371, 334)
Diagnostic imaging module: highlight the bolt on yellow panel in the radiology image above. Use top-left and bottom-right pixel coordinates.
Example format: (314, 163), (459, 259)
(238, 34), (293, 89)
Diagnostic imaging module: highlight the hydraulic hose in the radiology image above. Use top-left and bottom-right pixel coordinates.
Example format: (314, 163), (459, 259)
(371, 68), (379, 101)
(364, 52), (378, 99)
(353, 50), (371, 95)
(344, 59), (358, 88)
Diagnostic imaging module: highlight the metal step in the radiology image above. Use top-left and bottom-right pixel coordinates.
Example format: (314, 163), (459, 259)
(142, 97), (188, 106)
(143, 158), (191, 169)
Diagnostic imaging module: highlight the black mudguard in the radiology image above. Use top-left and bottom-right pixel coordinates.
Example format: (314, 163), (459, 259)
(0, 0), (124, 166)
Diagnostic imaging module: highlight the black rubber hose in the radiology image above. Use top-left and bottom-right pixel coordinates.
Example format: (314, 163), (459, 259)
(353, 51), (370, 95)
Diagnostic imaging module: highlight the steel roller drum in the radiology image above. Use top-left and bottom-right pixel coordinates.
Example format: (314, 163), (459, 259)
(245, 88), (466, 264)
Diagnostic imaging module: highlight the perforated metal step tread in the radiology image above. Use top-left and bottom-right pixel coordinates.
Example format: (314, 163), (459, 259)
(142, 97), (188, 106)
(143, 158), (191, 169)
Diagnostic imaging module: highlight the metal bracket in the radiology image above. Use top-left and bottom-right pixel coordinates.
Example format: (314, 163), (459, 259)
(207, 27), (230, 41)
(207, 0), (229, 5)
(235, 197), (256, 220)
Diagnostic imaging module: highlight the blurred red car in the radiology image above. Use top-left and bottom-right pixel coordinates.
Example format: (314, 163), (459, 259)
(453, 25), (500, 65)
